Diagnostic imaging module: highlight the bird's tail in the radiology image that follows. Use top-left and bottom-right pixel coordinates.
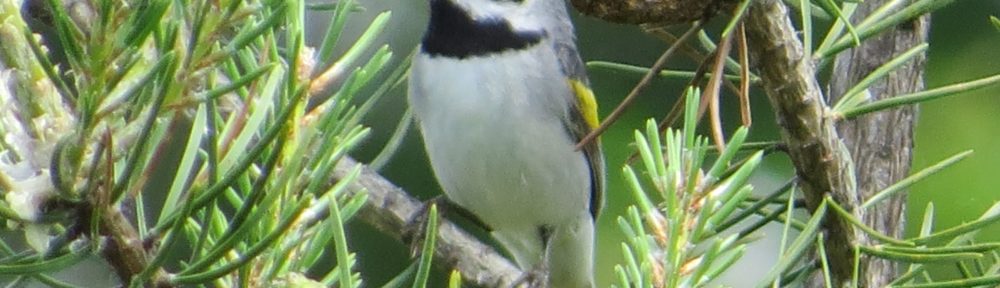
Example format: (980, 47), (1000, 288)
(491, 212), (596, 288)
(546, 212), (596, 288)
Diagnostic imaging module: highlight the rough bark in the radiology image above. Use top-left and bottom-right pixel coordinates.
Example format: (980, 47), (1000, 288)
(828, 1), (928, 287)
(744, 0), (861, 284)
(570, 0), (730, 24)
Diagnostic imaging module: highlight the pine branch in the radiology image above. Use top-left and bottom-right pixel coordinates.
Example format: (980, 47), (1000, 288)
(743, 0), (861, 284)
(570, 0), (730, 24)
(331, 157), (524, 287)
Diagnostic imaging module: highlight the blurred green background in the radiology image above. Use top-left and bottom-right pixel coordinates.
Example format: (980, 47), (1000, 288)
(909, 2), (1000, 241)
(904, 0), (1000, 278)
(338, 0), (1000, 286)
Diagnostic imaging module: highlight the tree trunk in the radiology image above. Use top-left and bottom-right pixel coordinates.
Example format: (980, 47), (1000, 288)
(828, 1), (929, 286)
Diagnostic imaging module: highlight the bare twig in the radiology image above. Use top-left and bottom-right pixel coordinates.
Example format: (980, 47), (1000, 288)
(736, 23), (751, 126)
(576, 22), (703, 150)
(704, 28), (734, 151)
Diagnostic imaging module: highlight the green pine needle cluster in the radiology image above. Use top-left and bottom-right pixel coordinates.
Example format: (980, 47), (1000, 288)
(0, 0), (403, 286)
(616, 89), (764, 287)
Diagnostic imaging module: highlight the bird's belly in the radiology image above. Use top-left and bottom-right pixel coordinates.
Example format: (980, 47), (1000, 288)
(425, 110), (590, 229)
(410, 55), (591, 230)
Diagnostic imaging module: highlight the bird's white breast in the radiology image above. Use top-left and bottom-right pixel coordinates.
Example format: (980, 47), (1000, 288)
(408, 45), (591, 231)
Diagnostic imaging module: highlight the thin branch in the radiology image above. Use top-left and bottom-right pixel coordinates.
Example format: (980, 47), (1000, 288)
(576, 22), (703, 150)
(704, 28), (734, 151)
(330, 157), (523, 287)
(736, 23), (751, 126)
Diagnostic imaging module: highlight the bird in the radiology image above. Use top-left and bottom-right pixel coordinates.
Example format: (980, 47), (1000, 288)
(407, 0), (605, 287)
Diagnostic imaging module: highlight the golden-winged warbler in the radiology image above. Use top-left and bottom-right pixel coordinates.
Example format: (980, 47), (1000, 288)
(408, 0), (604, 286)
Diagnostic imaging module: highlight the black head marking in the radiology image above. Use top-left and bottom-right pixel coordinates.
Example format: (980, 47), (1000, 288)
(422, 0), (546, 59)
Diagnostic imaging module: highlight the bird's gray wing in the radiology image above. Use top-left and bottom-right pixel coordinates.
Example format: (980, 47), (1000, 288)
(552, 30), (605, 219)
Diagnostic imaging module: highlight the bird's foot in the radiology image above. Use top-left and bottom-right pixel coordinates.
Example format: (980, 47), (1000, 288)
(510, 262), (549, 288)
(402, 196), (449, 256)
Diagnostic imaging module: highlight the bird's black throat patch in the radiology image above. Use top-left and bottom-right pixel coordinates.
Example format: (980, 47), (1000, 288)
(422, 0), (545, 59)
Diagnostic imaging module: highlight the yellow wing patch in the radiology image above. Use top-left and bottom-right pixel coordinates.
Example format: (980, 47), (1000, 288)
(569, 79), (599, 130)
